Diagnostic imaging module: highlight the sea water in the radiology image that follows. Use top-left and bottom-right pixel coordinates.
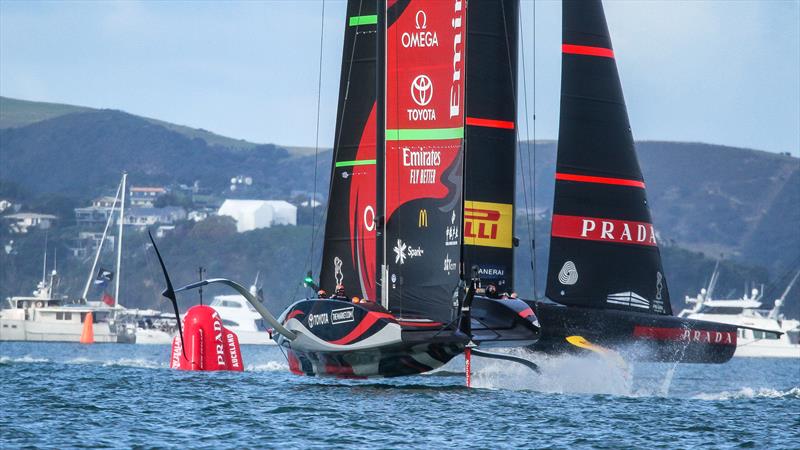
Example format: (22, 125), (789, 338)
(1, 342), (798, 448)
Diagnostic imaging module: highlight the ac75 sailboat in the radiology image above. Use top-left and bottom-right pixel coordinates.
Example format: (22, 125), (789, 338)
(522, 0), (739, 363)
(151, 0), (541, 378)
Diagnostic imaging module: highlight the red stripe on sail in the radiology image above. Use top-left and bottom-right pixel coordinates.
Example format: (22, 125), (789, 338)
(328, 312), (395, 345)
(551, 214), (658, 247)
(562, 44), (614, 59)
(466, 117), (515, 130)
(633, 326), (737, 346)
(555, 172), (645, 189)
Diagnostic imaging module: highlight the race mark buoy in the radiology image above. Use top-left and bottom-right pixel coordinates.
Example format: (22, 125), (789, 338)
(170, 305), (243, 371)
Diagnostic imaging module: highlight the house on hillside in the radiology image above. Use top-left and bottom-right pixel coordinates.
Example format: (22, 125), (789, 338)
(129, 186), (167, 207)
(75, 196), (120, 226)
(124, 207), (186, 229)
(217, 199), (297, 233)
(3, 212), (57, 234)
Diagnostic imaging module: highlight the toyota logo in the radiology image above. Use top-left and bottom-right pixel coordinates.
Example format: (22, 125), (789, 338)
(410, 74), (433, 107)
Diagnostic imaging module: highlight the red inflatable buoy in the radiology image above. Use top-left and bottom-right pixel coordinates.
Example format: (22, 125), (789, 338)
(170, 305), (244, 371)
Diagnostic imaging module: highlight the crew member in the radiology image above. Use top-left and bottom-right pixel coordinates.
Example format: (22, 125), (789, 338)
(332, 284), (348, 300)
(317, 289), (328, 299)
(486, 284), (500, 299)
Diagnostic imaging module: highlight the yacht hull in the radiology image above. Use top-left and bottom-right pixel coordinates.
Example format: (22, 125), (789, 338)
(0, 318), (119, 343)
(528, 301), (737, 363)
(276, 296), (541, 378)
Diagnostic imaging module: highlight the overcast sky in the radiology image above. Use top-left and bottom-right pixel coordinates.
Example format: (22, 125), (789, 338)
(1, 0), (798, 155)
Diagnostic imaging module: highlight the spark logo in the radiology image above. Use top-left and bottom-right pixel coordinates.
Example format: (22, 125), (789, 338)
(463, 201), (512, 248)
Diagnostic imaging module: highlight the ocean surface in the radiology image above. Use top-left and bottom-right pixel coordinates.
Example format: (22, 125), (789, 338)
(1, 342), (798, 449)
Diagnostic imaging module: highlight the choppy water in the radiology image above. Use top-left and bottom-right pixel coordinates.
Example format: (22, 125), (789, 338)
(1, 342), (798, 449)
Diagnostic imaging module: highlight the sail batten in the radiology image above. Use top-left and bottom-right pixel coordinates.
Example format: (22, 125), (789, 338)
(545, 0), (672, 316)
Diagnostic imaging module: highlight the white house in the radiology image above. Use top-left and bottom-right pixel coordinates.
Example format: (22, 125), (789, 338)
(217, 199), (297, 233)
(3, 213), (57, 233)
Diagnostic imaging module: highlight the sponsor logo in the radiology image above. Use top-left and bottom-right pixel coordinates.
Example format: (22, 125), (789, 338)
(634, 326), (736, 345)
(445, 209), (458, 246)
(364, 206), (375, 232)
(477, 265), (505, 279)
(551, 214), (658, 247)
(401, 10), (439, 48)
(418, 209), (428, 227)
(606, 292), (650, 309)
(212, 312), (226, 366)
(331, 307), (355, 325)
(443, 254), (457, 274)
(393, 239), (423, 265)
(681, 329), (735, 344)
(449, 0), (464, 118)
(408, 74), (436, 121)
(226, 332), (240, 368)
(656, 271), (664, 300)
(410, 74), (433, 106)
(307, 312), (330, 329)
(464, 201), (513, 248)
(403, 146), (440, 184)
(558, 260), (578, 285)
(334, 257), (344, 285)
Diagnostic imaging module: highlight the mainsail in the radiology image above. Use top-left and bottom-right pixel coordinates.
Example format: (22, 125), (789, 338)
(545, 0), (672, 315)
(320, 1), (379, 300)
(382, 0), (467, 322)
(463, 0), (518, 291)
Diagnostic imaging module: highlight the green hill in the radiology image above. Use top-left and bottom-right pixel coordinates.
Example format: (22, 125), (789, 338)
(0, 97), (797, 317)
(0, 96), (257, 151)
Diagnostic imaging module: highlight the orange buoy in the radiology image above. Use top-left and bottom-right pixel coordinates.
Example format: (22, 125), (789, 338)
(80, 312), (94, 344)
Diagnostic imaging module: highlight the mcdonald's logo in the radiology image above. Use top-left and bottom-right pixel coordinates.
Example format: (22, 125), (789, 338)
(464, 201), (512, 248)
(418, 209), (428, 227)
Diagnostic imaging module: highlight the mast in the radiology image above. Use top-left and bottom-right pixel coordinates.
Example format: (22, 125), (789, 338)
(114, 172), (127, 310)
(545, 0), (672, 315)
(377, 0), (387, 308)
(81, 179), (122, 301)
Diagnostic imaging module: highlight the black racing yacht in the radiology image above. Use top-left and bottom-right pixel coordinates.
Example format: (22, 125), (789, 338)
(531, 0), (737, 363)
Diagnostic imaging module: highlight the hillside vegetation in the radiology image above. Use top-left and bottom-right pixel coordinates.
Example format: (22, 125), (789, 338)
(0, 97), (797, 317)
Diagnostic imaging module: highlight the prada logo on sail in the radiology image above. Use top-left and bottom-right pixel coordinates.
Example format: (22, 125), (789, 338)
(464, 201), (512, 249)
(551, 214), (658, 247)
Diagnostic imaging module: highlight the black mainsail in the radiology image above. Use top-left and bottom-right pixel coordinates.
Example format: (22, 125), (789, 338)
(463, 0), (519, 292)
(320, 1), (379, 301)
(545, 0), (672, 315)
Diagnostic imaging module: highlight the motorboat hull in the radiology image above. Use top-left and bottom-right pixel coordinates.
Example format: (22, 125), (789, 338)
(528, 300), (737, 363)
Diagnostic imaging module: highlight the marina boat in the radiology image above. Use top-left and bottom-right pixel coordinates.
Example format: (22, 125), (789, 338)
(0, 265), (131, 343)
(132, 290), (274, 345)
(679, 268), (800, 358)
(1, 173), (137, 343)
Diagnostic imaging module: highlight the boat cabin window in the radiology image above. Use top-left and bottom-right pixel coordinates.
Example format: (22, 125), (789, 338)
(753, 330), (763, 339)
(56, 312), (73, 321)
(222, 319), (239, 327)
(220, 301), (242, 308)
(703, 307), (744, 315)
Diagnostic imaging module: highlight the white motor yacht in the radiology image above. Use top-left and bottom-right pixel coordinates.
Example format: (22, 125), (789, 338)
(679, 268), (800, 358)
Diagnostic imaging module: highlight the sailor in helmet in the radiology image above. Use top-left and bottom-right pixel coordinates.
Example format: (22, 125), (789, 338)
(317, 289), (328, 299)
(332, 284), (348, 300)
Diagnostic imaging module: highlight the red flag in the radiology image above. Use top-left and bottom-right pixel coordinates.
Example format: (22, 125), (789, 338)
(102, 293), (114, 306)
